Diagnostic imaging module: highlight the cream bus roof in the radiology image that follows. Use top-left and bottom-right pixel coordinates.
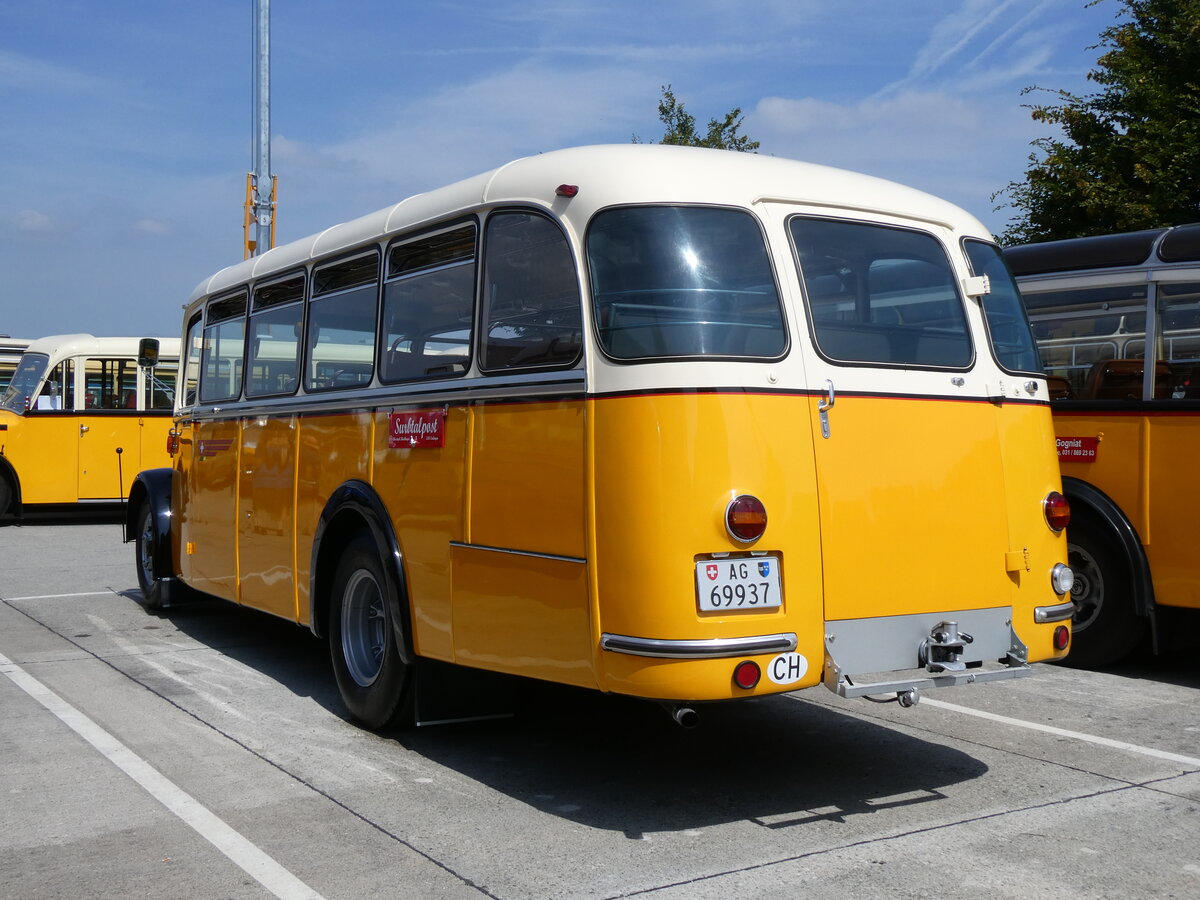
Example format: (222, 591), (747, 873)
(188, 143), (987, 305)
(22, 333), (182, 360)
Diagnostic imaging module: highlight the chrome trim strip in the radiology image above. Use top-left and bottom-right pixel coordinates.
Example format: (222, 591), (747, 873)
(449, 541), (586, 565)
(1034, 600), (1076, 623)
(600, 632), (797, 659)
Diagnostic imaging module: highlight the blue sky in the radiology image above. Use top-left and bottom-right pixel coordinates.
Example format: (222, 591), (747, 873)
(1, 0), (1116, 340)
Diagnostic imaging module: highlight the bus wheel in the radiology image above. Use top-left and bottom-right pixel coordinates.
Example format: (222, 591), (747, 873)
(329, 533), (409, 730)
(134, 501), (167, 611)
(0, 477), (10, 517)
(1064, 518), (1145, 667)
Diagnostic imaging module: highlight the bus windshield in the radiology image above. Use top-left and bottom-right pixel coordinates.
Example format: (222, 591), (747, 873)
(1, 353), (48, 412)
(588, 206), (787, 360)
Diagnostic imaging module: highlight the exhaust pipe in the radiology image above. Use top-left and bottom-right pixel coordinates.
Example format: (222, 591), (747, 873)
(661, 703), (700, 729)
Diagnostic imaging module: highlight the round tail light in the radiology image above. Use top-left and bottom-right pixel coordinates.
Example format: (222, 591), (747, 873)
(1044, 491), (1070, 532)
(1054, 625), (1070, 651)
(726, 495), (767, 543)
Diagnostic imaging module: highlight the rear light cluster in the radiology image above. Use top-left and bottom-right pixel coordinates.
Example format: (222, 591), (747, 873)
(726, 495), (767, 543)
(1044, 491), (1070, 532)
(166, 430), (179, 456)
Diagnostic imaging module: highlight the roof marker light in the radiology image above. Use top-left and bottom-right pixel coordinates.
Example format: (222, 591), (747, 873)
(555, 184), (579, 198)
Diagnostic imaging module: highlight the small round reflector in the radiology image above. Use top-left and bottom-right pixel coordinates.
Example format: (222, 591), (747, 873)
(1044, 491), (1071, 532)
(733, 660), (761, 689)
(1054, 625), (1070, 651)
(726, 495), (767, 543)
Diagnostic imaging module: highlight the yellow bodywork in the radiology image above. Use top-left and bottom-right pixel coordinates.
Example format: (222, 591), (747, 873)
(0, 408), (173, 506)
(173, 388), (1070, 702)
(1054, 409), (1200, 610)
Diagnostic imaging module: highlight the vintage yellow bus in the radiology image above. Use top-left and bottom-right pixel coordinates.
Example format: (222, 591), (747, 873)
(1007, 223), (1200, 666)
(0, 337), (30, 393)
(128, 144), (1073, 730)
(0, 334), (180, 517)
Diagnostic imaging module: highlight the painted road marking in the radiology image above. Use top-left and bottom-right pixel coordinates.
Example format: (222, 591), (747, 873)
(924, 697), (1200, 768)
(4, 591), (117, 601)
(0, 650), (326, 900)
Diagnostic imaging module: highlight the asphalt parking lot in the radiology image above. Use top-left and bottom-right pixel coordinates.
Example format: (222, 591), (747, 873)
(2, 516), (1199, 899)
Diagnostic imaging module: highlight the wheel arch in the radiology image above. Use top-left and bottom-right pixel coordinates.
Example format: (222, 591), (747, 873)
(0, 454), (22, 517)
(1061, 476), (1156, 619)
(125, 468), (175, 578)
(310, 480), (414, 665)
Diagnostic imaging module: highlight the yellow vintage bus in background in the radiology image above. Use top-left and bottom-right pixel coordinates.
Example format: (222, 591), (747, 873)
(0, 334), (180, 518)
(128, 145), (1074, 730)
(1007, 223), (1200, 666)
(0, 336), (31, 394)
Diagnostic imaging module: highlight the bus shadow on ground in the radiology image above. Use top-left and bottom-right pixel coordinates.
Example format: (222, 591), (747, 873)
(154, 595), (987, 837)
(393, 683), (988, 838)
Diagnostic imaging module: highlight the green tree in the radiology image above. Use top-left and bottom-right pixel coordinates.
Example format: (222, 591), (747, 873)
(634, 85), (760, 152)
(996, 0), (1200, 244)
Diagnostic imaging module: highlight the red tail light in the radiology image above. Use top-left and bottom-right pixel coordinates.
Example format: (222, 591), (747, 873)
(726, 495), (767, 543)
(166, 430), (179, 456)
(1054, 625), (1070, 651)
(1044, 491), (1070, 532)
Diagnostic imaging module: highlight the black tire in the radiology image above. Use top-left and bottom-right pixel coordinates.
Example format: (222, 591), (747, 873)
(329, 532), (410, 730)
(1063, 515), (1146, 667)
(0, 476), (11, 517)
(134, 500), (167, 611)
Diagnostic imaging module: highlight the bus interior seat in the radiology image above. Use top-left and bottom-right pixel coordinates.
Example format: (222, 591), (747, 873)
(1083, 359), (1171, 399)
(1045, 375), (1073, 400)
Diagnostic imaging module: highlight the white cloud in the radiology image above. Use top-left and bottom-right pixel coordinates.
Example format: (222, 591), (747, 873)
(15, 209), (54, 232)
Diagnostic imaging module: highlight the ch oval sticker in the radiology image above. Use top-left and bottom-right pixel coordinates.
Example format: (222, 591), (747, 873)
(766, 652), (809, 685)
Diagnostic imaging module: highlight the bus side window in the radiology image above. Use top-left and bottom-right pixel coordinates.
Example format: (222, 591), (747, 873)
(1160, 282), (1200, 399)
(84, 358), (139, 410)
(35, 359), (73, 410)
(306, 253), (378, 392)
(481, 212), (582, 371)
(381, 224), (475, 383)
(248, 273), (305, 398)
(199, 292), (248, 404)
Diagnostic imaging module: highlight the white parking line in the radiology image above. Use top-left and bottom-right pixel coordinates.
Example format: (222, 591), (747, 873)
(0, 650), (326, 900)
(3, 591), (117, 601)
(923, 697), (1200, 768)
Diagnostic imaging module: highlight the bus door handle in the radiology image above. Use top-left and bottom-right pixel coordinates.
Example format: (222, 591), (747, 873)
(79, 425), (90, 436)
(817, 380), (835, 439)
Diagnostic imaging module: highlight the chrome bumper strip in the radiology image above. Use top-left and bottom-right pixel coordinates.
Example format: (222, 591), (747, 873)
(600, 632), (797, 659)
(1034, 600), (1076, 623)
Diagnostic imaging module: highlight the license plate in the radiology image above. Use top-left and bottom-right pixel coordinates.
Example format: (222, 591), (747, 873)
(696, 556), (782, 612)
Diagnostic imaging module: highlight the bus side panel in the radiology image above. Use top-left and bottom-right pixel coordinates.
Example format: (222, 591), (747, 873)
(237, 415), (299, 621)
(1146, 411), (1200, 608)
(590, 393), (825, 701)
(1054, 410), (1147, 536)
(450, 546), (595, 686)
(0, 413), (77, 504)
(451, 400), (590, 680)
(178, 418), (241, 602)
(994, 402), (1072, 661)
(373, 405), (470, 663)
(294, 411), (373, 625)
(137, 414), (176, 490)
(77, 412), (148, 500)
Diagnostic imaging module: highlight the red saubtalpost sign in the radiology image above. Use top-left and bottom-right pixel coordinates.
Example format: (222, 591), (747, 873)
(388, 409), (445, 449)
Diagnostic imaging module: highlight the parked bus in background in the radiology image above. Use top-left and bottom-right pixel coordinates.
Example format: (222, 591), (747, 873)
(1006, 223), (1200, 666)
(128, 144), (1074, 731)
(0, 334), (180, 518)
(0, 336), (31, 393)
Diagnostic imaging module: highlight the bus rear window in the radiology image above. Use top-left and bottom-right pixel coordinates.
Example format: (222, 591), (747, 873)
(588, 206), (786, 360)
(791, 218), (972, 368)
